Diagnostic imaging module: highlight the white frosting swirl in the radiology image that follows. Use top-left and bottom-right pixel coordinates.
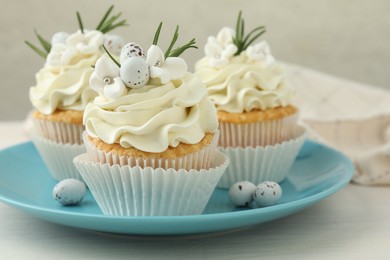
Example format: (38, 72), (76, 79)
(30, 30), (105, 115)
(30, 54), (99, 114)
(195, 52), (294, 113)
(84, 73), (218, 153)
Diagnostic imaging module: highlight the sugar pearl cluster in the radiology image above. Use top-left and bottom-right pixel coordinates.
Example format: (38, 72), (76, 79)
(229, 181), (283, 208)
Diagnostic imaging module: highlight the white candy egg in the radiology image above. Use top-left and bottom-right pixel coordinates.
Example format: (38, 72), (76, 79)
(104, 34), (126, 56)
(253, 181), (282, 207)
(120, 57), (150, 88)
(53, 179), (86, 206)
(51, 32), (70, 45)
(120, 42), (145, 63)
(228, 181), (257, 207)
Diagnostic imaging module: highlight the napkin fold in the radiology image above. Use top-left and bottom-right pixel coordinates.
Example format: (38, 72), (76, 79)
(285, 63), (390, 185)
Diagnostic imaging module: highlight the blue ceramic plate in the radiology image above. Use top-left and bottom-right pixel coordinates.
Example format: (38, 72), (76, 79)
(0, 141), (353, 235)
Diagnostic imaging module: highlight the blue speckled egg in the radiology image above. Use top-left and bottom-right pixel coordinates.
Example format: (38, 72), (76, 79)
(53, 179), (86, 206)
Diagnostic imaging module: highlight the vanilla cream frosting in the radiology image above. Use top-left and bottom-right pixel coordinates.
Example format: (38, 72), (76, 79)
(195, 52), (294, 113)
(29, 30), (107, 115)
(30, 54), (100, 115)
(84, 73), (218, 153)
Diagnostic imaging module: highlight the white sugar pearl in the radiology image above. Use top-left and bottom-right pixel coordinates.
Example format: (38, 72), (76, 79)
(51, 32), (70, 45)
(228, 181), (257, 207)
(120, 42), (145, 64)
(104, 34), (126, 56)
(120, 57), (149, 88)
(253, 181), (282, 207)
(53, 179), (86, 206)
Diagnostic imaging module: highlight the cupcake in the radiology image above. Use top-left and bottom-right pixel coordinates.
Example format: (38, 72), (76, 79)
(195, 12), (306, 188)
(27, 6), (127, 181)
(73, 23), (229, 216)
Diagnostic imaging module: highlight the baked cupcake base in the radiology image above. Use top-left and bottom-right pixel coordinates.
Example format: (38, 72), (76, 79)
(217, 125), (306, 189)
(218, 105), (298, 147)
(83, 132), (219, 170)
(30, 131), (85, 181)
(73, 151), (229, 216)
(32, 110), (84, 144)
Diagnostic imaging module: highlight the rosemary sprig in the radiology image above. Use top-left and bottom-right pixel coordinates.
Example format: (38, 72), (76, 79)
(169, 38), (197, 57)
(96, 9), (128, 33)
(164, 26), (179, 58)
(96, 5), (114, 30)
(25, 30), (51, 59)
(76, 11), (84, 34)
(232, 11), (266, 55)
(34, 29), (51, 53)
(24, 40), (48, 59)
(102, 44), (121, 68)
(26, 6), (127, 59)
(152, 22), (163, 45)
(152, 22), (198, 58)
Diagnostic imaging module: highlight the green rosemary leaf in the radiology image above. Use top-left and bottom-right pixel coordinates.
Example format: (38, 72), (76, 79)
(99, 12), (122, 33)
(164, 25), (179, 58)
(169, 38), (198, 57)
(101, 19), (128, 33)
(91, 65), (95, 69)
(241, 19), (245, 40)
(232, 11), (266, 55)
(243, 29), (266, 50)
(76, 11), (84, 33)
(34, 29), (51, 53)
(102, 44), (121, 67)
(235, 11), (242, 42)
(96, 5), (114, 30)
(25, 41), (47, 59)
(242, 26), (265, 47)
(153, 22), (163, 45)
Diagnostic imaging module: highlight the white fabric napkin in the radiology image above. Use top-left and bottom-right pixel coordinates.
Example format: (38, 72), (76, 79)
(285, 63), (390, 185)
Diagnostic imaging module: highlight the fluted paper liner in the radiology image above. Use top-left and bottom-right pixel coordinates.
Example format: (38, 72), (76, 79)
(30, 131), (85, 181)
(32, 117), (84, 145)
(73, 151), (229, 216)
(217, 125), (306, 189)
(218, 112), (298, 147)
(82, 131), (219, 171)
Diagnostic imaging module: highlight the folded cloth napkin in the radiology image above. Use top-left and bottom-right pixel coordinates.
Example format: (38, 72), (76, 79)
(285, 63), (390, 185)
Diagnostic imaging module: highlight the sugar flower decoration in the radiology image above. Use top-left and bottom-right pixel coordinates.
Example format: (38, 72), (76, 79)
(25, 5), (127, 59)
(205, 27), (237, 68)
(89, 56), (126, 99)
(246, 41), (275, 66)
(146, 45), (187, 84)
(67, 30), (104, 54)
(46, 43), (77, 66)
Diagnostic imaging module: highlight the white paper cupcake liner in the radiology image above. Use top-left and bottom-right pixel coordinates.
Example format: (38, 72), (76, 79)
(82, 131), (220, 171)
(32, 117), (84, 145)
(30, 131), (86, 181)
(218, 112), (298, 147)
(73, 151), (229, 216)
(217, 125), (306, 189)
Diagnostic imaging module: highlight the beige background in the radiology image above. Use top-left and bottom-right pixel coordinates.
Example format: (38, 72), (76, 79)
(0, 0), (389, 120)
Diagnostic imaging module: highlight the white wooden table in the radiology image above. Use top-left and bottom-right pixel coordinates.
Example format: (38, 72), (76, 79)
(0, 121), (389, 259)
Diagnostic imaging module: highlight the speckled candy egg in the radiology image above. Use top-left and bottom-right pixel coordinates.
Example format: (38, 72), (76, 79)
(120, 42), (145, 64)
(120, 57), (150, 88)
(53, 179), (86, 206)
(51, 32), (70, 45)
(104, 34), (126, 56)
(228, 181), (257, 207)
(253, 181), (283, 207)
